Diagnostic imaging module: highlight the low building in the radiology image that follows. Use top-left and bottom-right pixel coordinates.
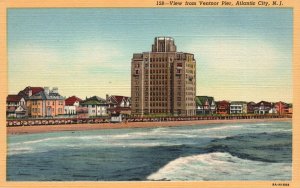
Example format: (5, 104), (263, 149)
(64, 96), (82, 116)
(275, 101), (289, 115)
(253, 101), (272, 114)
(247, 102), (256, 114)
(27, 87), (65, 118)
(195, 96), (216, 115)
(106, 95), (131, 116)
(230, 101), (247, 114)
(216, 100), (230, 115)
(80, 96), (108, 117)
(6, 95), (27, 118)
(110, 113), (123, 123)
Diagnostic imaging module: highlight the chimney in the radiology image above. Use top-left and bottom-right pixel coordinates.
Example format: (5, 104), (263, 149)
(44, 87), (50, 95)
(52, 87), (58, 94)
(106, 94), (109, 100)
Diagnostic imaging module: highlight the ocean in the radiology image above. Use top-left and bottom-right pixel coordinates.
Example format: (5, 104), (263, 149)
(7, 121), (292, 181)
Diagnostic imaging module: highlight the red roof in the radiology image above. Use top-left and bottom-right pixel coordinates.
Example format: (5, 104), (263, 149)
(7, 95), (22, 102)
(110, 95), (130, 106)
(18, 86), (44, 97)
(65, 96), (82, 106)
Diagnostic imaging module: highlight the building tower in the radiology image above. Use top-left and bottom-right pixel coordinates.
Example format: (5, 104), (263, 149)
(131, 37), (196, 116)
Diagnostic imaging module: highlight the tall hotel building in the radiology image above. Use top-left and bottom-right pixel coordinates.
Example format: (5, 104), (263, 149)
(131, 37), (196, 116)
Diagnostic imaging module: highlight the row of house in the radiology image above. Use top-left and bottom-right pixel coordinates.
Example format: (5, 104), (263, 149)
(6, 86), (131, 119)
(6, 87), (292, 119)
(195, 96), (293, 115)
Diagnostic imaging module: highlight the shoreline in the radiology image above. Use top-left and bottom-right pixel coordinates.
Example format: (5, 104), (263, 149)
(7, 118), (292, 135)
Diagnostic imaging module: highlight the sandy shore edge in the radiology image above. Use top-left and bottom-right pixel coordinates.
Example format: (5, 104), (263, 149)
(7, 118), (292, 135)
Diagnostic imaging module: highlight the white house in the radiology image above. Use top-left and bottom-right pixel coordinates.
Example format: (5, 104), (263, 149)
(64, 96), (82, 115)
(80, 96), (108, 117)
(230, 101), (247, 114)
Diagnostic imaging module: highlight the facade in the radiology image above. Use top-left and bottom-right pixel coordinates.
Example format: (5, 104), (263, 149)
(64, 96), (82, 115)
(80, 96), (108, 117)
(230, 101), (247, 114)
(6, 95), (27, 118)
(275, 101), (289, 115)
(247, 102), (256, 114)
(216, 100), (230, 115)
(131, 37), (196, 116)
(27, 87), (65, 118)
(195, 96), (216, 115)
(110, 113), (123, 123)
(253, 101), (272, 114)
(106, 95), (131, 116)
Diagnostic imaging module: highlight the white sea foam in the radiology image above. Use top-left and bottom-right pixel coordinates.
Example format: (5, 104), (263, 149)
(193, 125), (242, 132)
(147, 152), (291, 181)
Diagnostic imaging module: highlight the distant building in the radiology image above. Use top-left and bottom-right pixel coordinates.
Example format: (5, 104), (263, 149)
(247, 102), (256, 114)
(110, 113), (123, 123)
(195, 96), (216, 115)
(27, 87), (65, 118)
(80, 96), (108, 117)
(64, 96), (82, 115)
(287, 103), (293, 114)
(131, 37), (196, 116)
(6, 95), (27, 118)
(216, 100), (230, 115)
(106, 95), (131, 116)
(275, 101), (289, 115)
(230, 101), (247, 114)
(18, 86), (44, 99)
(253, 101), (272, 114)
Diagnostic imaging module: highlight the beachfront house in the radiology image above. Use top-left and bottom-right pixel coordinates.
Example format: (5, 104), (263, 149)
(106, 95), (131, 116)
(64, 96), (82, 116)
(275, 101), (289, 115)
(6, 95), (27, 118)
(216, 100), (230, 115)
(247, 102), (256, 114)
(80, 96), (108, 117)
(253, 101), (272, 114)
(27, 87), (65, 118)
(195, 96), (216, 115)
(230, 101), (247, 114)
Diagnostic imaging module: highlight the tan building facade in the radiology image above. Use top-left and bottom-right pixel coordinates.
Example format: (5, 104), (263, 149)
(131, 37), (196, 116)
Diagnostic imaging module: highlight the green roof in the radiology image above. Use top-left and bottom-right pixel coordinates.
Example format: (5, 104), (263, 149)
(195, 96), (215, 106)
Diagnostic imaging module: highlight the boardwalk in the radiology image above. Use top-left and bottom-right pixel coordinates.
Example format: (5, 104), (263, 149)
(6, 114), (292, 127)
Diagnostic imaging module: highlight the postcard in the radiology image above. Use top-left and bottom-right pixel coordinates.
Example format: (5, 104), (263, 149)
(0, 0), (299, 188)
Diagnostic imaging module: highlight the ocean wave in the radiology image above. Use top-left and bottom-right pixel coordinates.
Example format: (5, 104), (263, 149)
(8, 147), (34, 155)
(205, 132), (292, 163)
(147, 152), (291, 181)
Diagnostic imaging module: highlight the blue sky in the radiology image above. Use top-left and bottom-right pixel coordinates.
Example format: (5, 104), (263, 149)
(8, 8), (292, 102)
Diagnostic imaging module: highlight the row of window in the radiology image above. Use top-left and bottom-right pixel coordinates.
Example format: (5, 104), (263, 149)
(32, 101), (64, 105)
(145, 74), (168, 79)
(145, 102), (168, 107)
(145, 97), (168, 101)
(144, 81), (168, 85)
(148, 57), (170, 63)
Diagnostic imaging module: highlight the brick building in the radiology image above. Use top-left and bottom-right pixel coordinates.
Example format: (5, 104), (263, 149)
(131, 37), (196, 116)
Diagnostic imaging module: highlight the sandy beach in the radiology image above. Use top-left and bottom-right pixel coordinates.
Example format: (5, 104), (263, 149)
(7, 118), (292, 135)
